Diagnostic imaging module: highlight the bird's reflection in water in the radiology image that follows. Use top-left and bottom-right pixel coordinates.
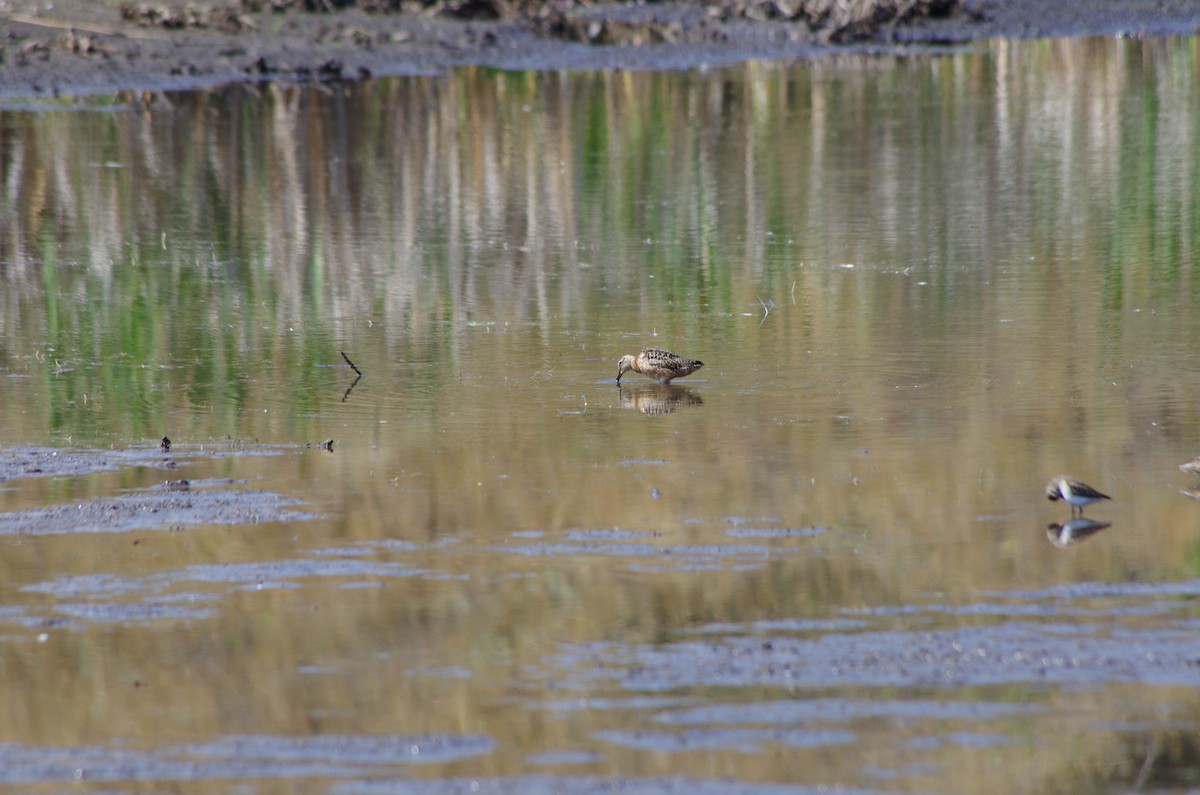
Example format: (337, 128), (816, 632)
(1046, 518), (1111, 549)
(617, 384), (703, 415)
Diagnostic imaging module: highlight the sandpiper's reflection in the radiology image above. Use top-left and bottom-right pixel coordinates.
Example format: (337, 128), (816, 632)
(1179, 458), (1200, 499)
(1046, 518), (1111, 548)
(617, 384), (703, 415)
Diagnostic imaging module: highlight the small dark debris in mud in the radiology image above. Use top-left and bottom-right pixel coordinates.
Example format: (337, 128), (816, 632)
(18, 40), (52, 61)
(61, 30), (115, 56)
(163, 479), (191, 491)
(245, 53), (275, 73)
(119, 2), (258, 32)
(318, 58), (343, 77)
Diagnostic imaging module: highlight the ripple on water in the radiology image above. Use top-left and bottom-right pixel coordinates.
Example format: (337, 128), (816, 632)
(724, 527), (827, 539)
(537, 622), (1200, 691)
(18, 559), (443, 628)
(335, 776), (879, 794)
(565, 528), (656, 541)
(593, 727), (857, 753)
(497, 540), (796, 573)
(685, 619), (869, 635)
(26, 559), (433, 598)
(188, 734), (495, 765)
(50, 602), (218, 624)
(985, 579), (1200, 601)
(0, 734), (494, 784)
(535, 696), (695, 713)
(525, 750), (603, 766)
(655, 698), (1040, 726)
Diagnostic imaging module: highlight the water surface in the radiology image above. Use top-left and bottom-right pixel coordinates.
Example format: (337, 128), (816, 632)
(2, 37), (1200, 793)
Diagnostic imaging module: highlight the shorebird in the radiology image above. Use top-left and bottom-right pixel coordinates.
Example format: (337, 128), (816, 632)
(1180, 457), (1200, 475)
(1045, 476), (1111, 517)
(616, 348), (704, 385)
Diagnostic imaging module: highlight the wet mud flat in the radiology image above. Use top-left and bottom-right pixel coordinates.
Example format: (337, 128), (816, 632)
(0, 446), (315, 534)
(2, 0), (1200, 98)
(1, 444), (1198, 790)
(8, 519), (1200, 790)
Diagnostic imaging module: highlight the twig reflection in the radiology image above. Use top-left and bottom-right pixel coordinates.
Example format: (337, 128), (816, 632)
(342, 373), (362, 402)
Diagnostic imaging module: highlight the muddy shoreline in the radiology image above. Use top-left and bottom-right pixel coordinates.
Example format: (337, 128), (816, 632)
(0, 446), (319, 535)
(2, 0), (1199, 99)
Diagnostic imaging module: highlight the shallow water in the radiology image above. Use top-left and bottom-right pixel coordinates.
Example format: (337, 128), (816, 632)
(2, 37), (1200, 793)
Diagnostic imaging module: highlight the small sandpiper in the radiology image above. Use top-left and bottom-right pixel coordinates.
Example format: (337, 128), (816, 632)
(616, 348), (704, 385)
(1045, 476), (1111, 517)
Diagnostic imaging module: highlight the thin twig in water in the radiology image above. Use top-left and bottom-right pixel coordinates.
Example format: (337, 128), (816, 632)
(1134, 736), (1160, 791)
(340, 350), (363, 377)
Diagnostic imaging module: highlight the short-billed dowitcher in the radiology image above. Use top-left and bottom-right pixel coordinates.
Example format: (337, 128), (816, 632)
(1045, 476), (1111, 517)
(616, 348), (704, 385)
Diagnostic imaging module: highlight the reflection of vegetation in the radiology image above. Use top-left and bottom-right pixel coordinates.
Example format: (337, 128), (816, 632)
(1040, 723), (1200, 794)
(2, 37), (1199, 471)
(1180, 538), (1200, 578)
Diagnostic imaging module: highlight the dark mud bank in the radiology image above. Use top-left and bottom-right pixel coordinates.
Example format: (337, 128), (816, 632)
(1, 0), (1199, 99)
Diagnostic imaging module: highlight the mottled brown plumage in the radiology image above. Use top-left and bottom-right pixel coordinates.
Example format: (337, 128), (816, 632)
(616, 348), (704, 384)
